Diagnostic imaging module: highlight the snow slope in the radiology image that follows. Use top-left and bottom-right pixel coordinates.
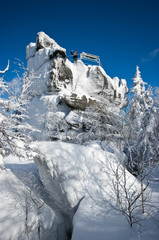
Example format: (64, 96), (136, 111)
(0, 156), (69, 240)
(32, 141), (159, 240)
(0, 141), (159, 240)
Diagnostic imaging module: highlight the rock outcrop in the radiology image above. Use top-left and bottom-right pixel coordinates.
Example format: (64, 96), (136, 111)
(25, 32), (128, 141)
(26, 31), (128, 108)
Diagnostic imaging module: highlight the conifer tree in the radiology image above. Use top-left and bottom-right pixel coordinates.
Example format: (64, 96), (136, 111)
(0, 65), (36, 169)
(125, 66), (155, 213)
(131, 65), (147, 95)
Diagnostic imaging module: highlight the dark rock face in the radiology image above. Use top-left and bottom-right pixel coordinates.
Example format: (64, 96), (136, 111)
(64, 94), (88, 111)
(48, 59), (73, 91)
(50, 49), (66, 59)
(58, 61), (73, 82)
(64, 94), (100, 111)
(36, 32), (55, 50)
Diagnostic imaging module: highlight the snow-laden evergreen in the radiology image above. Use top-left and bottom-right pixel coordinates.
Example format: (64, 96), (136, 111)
(0, 68), (36, 169)
(125, 66), (159, 175)
(131, 65), (147, 95)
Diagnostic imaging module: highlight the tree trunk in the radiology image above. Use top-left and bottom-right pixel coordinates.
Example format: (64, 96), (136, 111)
(141, 176), (145, 213)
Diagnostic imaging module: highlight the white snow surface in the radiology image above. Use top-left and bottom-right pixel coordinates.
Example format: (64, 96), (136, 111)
(26, 94), (69, 140)
(26, 42), (37, 60)
(0, 155), (64, 240)
(0, 141), (158, 239)
(32, 141), (159, 240)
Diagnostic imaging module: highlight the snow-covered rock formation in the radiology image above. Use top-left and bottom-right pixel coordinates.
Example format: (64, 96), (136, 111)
(26, 32), (128, 107)
(24, 32), (131, 239)
(26, 32), (128, 141)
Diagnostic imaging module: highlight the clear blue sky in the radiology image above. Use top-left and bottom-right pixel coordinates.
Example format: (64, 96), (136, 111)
(0, 0), (159, 90)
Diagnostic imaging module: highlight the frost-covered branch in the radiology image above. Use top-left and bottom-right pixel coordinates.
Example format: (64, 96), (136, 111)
(0, 60), (39, 166)
(0, 60), (10, 74)
(87, 154), (152, 228)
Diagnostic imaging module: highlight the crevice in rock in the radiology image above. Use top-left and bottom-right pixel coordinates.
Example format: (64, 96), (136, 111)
(34, 154), (85, 240)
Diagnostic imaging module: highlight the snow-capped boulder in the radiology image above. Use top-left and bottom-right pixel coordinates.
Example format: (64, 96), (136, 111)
(33, 141), (128, 209)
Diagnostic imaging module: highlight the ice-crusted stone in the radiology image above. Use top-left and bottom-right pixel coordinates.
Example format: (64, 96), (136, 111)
(37, 31), (57, 49)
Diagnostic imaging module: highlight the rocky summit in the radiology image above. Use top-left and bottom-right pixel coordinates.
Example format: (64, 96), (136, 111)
(25, 32), (129, 141)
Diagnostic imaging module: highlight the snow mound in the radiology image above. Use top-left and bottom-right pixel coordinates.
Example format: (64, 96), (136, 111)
(32, 141), (159, 240)
(0, 156), (64, 240)
(33, 141), (137, 207)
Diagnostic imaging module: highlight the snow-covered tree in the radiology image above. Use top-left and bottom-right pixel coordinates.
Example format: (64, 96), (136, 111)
(131, 65), (147, 95)
(153, 87), (159, 161)
(154, 87), (159, 107)
(125, 66), (153, 169)
(0, 63), (36, 169)
(68, 103), (123, 146)
(123, 66), (159, 213)
(88, 155), (150, 227)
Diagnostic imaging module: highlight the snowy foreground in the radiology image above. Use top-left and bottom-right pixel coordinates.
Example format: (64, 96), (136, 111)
(0, 141), (159, 240)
